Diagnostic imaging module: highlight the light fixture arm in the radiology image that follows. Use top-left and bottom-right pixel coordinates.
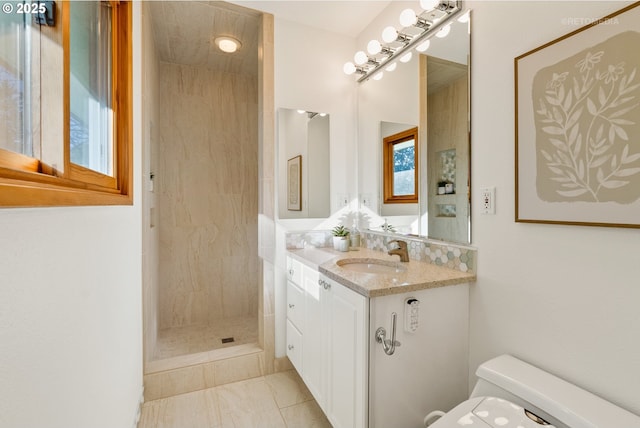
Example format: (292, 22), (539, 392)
(356, 0), (462, 83)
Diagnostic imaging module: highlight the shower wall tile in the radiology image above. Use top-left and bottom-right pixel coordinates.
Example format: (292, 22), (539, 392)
(158, 62), (259, 329)
(260, 13), (276, 376)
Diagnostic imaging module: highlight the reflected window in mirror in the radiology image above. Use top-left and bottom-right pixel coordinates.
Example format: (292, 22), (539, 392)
(383, 126), (418, 204)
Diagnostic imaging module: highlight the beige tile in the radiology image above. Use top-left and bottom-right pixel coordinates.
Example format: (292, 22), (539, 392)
(154, 316), (259, 360)
(273, 356), (294, 373)
(144, 364), (206, 401)
(264, 370), (313, 409)
(213, 352), (264, 386)
(203, 361), (216, 389)
(157, 62), (259, 330)
(216, 378), (285, 427)
(262, 314), (276, 375)
(139, 388), (221, 428)
(219, 410), (285, 428)
(279, 400), (332, 428)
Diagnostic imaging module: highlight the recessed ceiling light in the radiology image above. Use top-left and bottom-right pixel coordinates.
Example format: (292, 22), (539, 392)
(214, 36), (241, 53)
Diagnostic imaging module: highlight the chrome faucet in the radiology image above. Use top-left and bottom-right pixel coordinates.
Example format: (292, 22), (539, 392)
(388, 240), (409, 262)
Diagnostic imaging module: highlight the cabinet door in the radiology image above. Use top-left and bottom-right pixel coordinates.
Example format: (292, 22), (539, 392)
(286, 256), (303, 285)
(286, 280), (304, 332)
(326, 279), (368, 428)
(302, 266), (326, 408)
(286, 319), (303, 373)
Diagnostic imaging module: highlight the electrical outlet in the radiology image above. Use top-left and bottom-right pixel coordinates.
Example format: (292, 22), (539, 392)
(480, 187), (495, 214)
(338, 194), (350, 208)
(360, 193), (372, 209)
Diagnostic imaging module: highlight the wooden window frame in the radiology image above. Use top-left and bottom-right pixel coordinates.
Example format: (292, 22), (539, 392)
(383, 126), (419, 204)
(0, 1), (132, 207)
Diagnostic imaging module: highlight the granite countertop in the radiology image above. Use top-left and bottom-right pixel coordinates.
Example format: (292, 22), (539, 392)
(288, 247), (476, 298)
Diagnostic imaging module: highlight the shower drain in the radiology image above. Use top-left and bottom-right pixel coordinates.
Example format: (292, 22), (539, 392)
(221, 337), (235, 344)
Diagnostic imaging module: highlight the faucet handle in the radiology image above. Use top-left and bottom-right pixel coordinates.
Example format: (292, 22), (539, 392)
(388, 239), (407, 249)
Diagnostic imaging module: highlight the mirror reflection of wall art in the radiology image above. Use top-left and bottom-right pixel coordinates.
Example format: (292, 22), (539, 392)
(287, 155), (302, 211)
(516, 2), (640, 228)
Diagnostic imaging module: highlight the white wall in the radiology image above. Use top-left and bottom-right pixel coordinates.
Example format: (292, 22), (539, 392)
(307, 115), (331, 218)
(275, 17), (358, 218)
(470, 0), (640, 416)
(0, 4), (143, 427)
(273, 18), (358, 356)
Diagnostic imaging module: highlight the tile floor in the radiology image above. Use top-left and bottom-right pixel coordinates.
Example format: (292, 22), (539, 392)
(155, 316), (259, 360)
(138, 369), (332, 428)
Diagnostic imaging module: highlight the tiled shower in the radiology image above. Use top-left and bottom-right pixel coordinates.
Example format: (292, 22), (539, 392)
(155, 63), (259, 359)
(143, 2), (261, 366)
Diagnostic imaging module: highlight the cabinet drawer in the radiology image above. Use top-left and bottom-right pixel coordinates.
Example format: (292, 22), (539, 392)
(286, 319), (303, 373)
(287, 280), (304, 332)
(286, 256), (303, 285)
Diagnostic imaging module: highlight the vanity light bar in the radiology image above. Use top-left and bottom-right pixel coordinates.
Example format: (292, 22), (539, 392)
(346, 0), (462, 83)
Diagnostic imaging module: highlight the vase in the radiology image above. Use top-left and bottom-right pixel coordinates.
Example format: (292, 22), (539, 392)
(333, 236), (350, 252)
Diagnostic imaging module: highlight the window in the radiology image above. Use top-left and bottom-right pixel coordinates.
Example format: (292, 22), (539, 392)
(0, 1), (132, 207)
(0, 7), (35, 158)
(383, 127), (418, 204)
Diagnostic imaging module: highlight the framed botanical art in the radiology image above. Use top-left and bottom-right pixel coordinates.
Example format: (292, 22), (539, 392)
(287, 155), (302, 211)
(515, 2), (640, 228)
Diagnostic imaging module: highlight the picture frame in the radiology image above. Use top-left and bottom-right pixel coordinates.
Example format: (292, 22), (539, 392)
(287, 155), (302, 211)
(515, 2), (640, 228)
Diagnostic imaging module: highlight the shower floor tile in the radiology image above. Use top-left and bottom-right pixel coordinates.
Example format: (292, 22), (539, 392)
(155, 316), (258, 360)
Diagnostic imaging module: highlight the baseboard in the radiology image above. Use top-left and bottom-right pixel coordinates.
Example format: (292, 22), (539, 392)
(132, 385), (145, 428)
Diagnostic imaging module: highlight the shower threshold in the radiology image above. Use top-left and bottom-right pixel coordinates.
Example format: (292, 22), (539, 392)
(146, 342), (262, 374)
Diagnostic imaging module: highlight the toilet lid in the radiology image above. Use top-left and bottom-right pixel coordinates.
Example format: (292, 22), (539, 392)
(430, 396), (556, 428)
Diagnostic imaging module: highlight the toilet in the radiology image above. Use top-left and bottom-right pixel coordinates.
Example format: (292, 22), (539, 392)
(427, 354), (640, 428)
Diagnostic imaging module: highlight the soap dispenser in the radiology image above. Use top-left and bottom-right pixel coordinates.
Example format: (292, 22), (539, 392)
(350, 220), (361, 250)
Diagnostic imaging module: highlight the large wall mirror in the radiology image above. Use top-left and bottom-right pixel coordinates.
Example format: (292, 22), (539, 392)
(278, 108), (331, 219)
(358, 10), (471, 244)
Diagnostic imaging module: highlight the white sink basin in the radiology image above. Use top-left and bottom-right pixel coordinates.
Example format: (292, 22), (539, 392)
(336, 258), (407, 274)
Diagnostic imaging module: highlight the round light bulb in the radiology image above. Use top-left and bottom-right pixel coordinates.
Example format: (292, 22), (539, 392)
(416, 39), (431, 52)
(319, 113), (327, 117)
(354, 50), (368, 65)
(373, 72), (384, 81)
(399, 8), (417, 27)
(343, 61), (356, 75)
(436, 24), (451, 38)
(214, 36), (241, 53)
(420, 0), (440, 11)
(400, 52), (413, 63)
(297, 110), (306, 114)
(367, 39), (382, 55)
(385, 62), (397, 72)
(382, 26), (398, 44)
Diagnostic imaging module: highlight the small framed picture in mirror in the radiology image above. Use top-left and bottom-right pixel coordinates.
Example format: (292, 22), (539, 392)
(287, 155), (302, 211)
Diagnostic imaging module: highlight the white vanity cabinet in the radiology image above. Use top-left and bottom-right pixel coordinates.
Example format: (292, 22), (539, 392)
(285, 252), (470, 428)
(285, 256), (368, 428)
(285, 256), (304, 372)
(321, 274), (368, 428)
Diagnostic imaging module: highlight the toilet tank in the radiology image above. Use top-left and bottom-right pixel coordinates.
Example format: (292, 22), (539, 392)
(471, 355), (640, 428)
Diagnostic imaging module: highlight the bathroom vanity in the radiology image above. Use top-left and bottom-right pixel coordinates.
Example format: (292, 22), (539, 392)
(285, 246), (475, 428)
